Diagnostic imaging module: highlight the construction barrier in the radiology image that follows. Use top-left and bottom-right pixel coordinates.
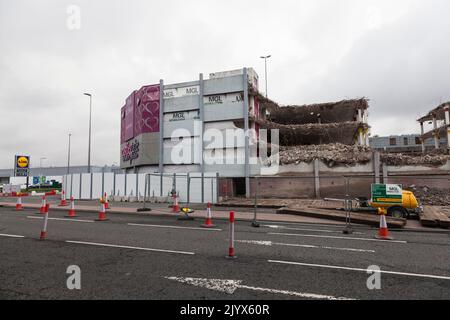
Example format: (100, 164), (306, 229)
(201, 202), (215, 228)
(226, 211), (236, 259)
(66, 196), (77, 218)
(15, 197), (23, 211)
(44, 190), (57, 196)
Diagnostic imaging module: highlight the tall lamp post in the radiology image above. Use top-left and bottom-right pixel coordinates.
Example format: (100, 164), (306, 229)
(39, 157), (46, 188)
(84, 93), (92, 173)
(67, 133), (72, 175)
(260, 55), (271, 98)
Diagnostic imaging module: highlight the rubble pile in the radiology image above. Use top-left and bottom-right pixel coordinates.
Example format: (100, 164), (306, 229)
(380, 153), (450, 167)
(255, 119), (368, 146)
(405, 185), (450, 206)
(273, 144), (450, 168)
(278, 143), (373, 167)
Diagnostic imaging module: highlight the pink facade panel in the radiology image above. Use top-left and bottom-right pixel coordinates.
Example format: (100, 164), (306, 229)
(123, 91), (135, 142)
(120, 106), (126, 144)
(134, 84), (160, 135)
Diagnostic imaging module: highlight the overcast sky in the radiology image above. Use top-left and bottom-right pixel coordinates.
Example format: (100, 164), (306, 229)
(1, 0), (449, 168)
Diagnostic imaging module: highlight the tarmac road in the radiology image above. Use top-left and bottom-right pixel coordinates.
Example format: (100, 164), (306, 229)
(0, 206), (449, 300)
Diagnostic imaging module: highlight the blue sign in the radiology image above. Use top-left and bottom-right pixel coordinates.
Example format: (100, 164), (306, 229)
(33, 177), (39, 184)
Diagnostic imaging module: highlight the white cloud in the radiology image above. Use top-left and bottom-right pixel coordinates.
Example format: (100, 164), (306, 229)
(0, 0), (449, 167)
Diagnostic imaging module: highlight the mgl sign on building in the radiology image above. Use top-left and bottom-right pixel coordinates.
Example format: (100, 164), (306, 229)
(371, 184), (403, 205)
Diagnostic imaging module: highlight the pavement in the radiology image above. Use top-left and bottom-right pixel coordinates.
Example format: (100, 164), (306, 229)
(1, 200), (449, 300)
(0, 196), (440, 232)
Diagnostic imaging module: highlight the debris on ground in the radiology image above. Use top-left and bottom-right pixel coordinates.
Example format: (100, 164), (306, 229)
(272, 143), (450, 168)
(380, 153), (450, 167)
(277, 143), (373, 167)
(405, 185), (450, 206)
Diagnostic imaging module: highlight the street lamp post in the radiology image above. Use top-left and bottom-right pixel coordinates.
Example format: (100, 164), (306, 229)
(260, 55), (271, 98)
(67, 133), (72, 175)
(39, 157), (46, 189)
(84, 93), (92, 173)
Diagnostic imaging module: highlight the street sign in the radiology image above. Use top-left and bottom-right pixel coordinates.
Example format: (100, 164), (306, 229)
(371, 184), (403, 205)
(14, 155), (30, 177)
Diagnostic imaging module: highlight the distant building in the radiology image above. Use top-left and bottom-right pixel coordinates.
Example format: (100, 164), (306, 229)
(418, 102), (450, 153)
(369, 134), (445, 154)
(0, 165), (123, 185)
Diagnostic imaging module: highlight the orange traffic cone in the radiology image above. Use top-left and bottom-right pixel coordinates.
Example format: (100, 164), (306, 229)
(375, 211), (393, 240)
(104, 192), (109, 209)
(96, 201), (109, 222)
(172, 193), (180, 213)
(66, 196), (77, 218)
(59, 190), (68, 206)
(38, 195), (46, 214)
(15, 197), (23, 211)
(201, 202), (216, 228)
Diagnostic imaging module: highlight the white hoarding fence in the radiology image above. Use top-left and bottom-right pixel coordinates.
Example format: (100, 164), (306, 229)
(62, 172), (219, 204)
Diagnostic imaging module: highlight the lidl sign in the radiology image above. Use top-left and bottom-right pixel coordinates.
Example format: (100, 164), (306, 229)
(371, 184), (403, 205)
(14, 155), (30, 177)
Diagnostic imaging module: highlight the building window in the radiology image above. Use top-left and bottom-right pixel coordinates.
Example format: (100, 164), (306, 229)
(404, 137), (408, 146)
(390, 138), (396, 146)
(415, 137), (421, 145)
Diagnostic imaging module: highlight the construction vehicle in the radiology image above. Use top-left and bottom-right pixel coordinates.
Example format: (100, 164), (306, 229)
(327, 190), (422, 219)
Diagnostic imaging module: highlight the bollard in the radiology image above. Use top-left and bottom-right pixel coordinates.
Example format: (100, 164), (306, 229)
(40, 210), (49, 240)
(38, 195), (46, 214)
(226, 211), (237, 259)
(66, 196), (77, 218)
(15, 196), (23, 211)
(201, 202), (216, 228)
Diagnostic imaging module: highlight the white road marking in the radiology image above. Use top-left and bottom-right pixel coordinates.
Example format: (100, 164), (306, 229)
(235, 240), (375, 253)
(269, 232), (407, 244)
(262, 224), (365, 235)
(128, 223), (222, 232)
(268, 260), (450, 281)
(0, 233), (25, 238)
(165, 276), (353, 300)
(27, 216), (94, 223)
(65, 240), (195, 255)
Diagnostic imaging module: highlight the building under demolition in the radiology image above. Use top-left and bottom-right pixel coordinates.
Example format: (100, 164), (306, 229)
(256, 96), (370, 147)
(120, 67), (370, 197)
(418, 102), (450, 153)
